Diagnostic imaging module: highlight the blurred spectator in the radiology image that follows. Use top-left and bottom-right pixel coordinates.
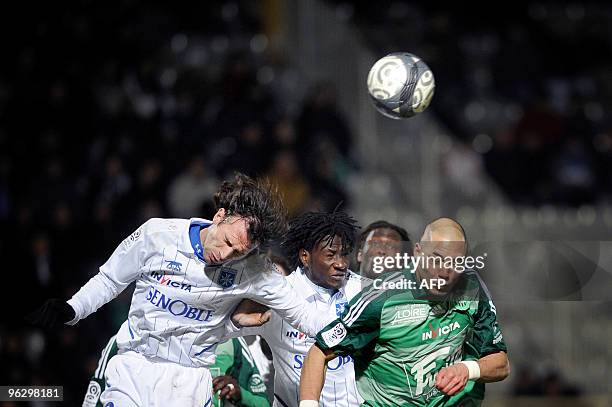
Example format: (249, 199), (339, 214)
(266, 149), (311, 216)
(513, 367), (582, 397)
(167, 156), (218, 218)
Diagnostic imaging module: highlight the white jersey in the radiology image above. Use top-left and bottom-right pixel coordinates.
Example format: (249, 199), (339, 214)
(231, 268), (370, 407)
(67, 218), (322, 368)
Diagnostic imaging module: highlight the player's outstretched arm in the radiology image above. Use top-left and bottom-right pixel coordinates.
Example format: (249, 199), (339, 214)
(245, 261), (324, 337)
(28, 221), (150, 328)
(299, 344), (336, 407)
(230, 299), (272, 329)
(435, 351), (510, 396)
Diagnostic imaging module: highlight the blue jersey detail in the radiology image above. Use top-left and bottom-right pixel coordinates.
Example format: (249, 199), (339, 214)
(189, 221), (211, 262)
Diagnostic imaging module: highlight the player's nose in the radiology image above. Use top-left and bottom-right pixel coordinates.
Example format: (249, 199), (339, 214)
(334, 258), (348, 270)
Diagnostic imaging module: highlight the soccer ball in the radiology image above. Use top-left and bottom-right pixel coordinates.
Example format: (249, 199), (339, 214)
(366, 52), (435, 119)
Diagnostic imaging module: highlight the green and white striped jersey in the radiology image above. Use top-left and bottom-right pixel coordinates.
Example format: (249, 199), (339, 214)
(315, 270), (506, 407)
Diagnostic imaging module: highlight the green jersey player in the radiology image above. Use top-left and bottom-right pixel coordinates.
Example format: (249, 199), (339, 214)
(299, 218), (509, 406)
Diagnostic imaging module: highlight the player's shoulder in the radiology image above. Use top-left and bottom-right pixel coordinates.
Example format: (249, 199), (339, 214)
(344, 270), (372, 300)
(459, 269), (493, 300)
(344, 272), (404, 318)
(141, 218), (189, 234)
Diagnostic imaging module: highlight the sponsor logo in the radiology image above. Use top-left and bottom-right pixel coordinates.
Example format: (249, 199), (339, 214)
(151, 271), (192, 291)
(285, 330), (314, 341)
(335, 301), (348, 317)
(410, 346), (451, 396)
(422, 321), (461, 341)
(146, 286), (213, 322)
(83, 381), (101, 407)
(104, 403), (115, 407)
(391, 304), (429, 325)
(293, 354), (353, 371)
(321, 322), (347, 347)
(165, 260), (182, 272)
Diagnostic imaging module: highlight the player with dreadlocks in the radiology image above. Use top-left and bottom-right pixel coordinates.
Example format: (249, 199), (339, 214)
(228, 210), (370, 407)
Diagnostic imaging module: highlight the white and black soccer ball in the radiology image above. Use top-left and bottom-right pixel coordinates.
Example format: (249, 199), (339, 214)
(366, 52), (435, 119)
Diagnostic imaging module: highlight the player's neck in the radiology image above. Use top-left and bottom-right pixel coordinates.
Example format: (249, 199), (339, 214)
(199, 228), (208, 247)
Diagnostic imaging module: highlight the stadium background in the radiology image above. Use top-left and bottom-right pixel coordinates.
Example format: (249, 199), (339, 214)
(1, 1), (611, 405)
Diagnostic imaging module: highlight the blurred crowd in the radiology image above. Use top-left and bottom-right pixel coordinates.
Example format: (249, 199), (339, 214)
(332, 1), (612, 206)
(0, 1), (354, 403)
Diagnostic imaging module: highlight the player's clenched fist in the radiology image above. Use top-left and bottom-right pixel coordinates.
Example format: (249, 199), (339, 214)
(435, 363), (470, 396)
(212, 375), (241, 401)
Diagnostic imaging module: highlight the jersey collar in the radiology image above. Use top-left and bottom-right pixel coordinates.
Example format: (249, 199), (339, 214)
(186, 218), (212, 262)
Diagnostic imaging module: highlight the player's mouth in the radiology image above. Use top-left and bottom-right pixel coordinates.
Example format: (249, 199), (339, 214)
(330, 271), (347, 281)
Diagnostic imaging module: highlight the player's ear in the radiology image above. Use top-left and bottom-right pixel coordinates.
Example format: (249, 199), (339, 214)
(299, 248), (310, 269)
(212, 208), (227, 224)
(414, 242), (422, 256)
(356, 249), (363, 263)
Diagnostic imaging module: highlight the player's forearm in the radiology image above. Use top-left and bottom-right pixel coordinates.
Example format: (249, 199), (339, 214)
(251, 277), (321, 337)
(66, 272), (121, 324)
(477, 351), (510, 382)
(299, 345), (332, 404)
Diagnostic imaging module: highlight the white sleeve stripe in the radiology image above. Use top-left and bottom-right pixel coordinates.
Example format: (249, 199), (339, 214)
(343, 290), (380, 326)
(241, 348), (255, 366)
(95, 335), (116, 379)
(468, 270), (493, 300)
(345, 273), (401, 321)
(98, 335), (117, 379)
(345, 275), (403, 327)
(94, 340), (110, 378)
(343, 271), (402, 322)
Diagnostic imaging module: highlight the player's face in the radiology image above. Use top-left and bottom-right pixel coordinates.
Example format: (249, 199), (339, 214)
(358, 229), (404, 278)
(414, 240), (466, 296)
(302, 235), (349, 290)
(201, 209), (253, 264)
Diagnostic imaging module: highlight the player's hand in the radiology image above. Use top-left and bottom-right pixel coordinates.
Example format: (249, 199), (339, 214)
(212, 375), (241, 401)
(26, 299), (76, 329)
(231, 299), (272, 327)
(435, 363), (470, 396)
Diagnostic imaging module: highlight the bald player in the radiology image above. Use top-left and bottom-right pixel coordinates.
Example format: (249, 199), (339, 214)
(299, 218), (509, 406)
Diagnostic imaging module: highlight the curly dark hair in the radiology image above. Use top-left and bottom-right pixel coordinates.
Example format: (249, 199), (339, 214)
(280, 210), (360, 271)
(214, 173), (287, 248)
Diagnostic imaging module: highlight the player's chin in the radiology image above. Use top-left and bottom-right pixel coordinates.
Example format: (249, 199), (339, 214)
(328, 274), (347, 288)
(427, 288), (447, 297)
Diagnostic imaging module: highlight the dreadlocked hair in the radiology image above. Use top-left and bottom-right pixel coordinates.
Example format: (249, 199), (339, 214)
(281, 210), (360, 271)
(214, 173), (288, 248)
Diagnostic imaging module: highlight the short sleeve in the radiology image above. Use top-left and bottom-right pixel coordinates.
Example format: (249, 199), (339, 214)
(470, 293), (507, 357)
(315, 287), (387, 355)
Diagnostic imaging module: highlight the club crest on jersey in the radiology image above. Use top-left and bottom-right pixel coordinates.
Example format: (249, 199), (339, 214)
(335, 301), (347, 317)
(218, 266), (238, 288)
(165, 260), (182, 272)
